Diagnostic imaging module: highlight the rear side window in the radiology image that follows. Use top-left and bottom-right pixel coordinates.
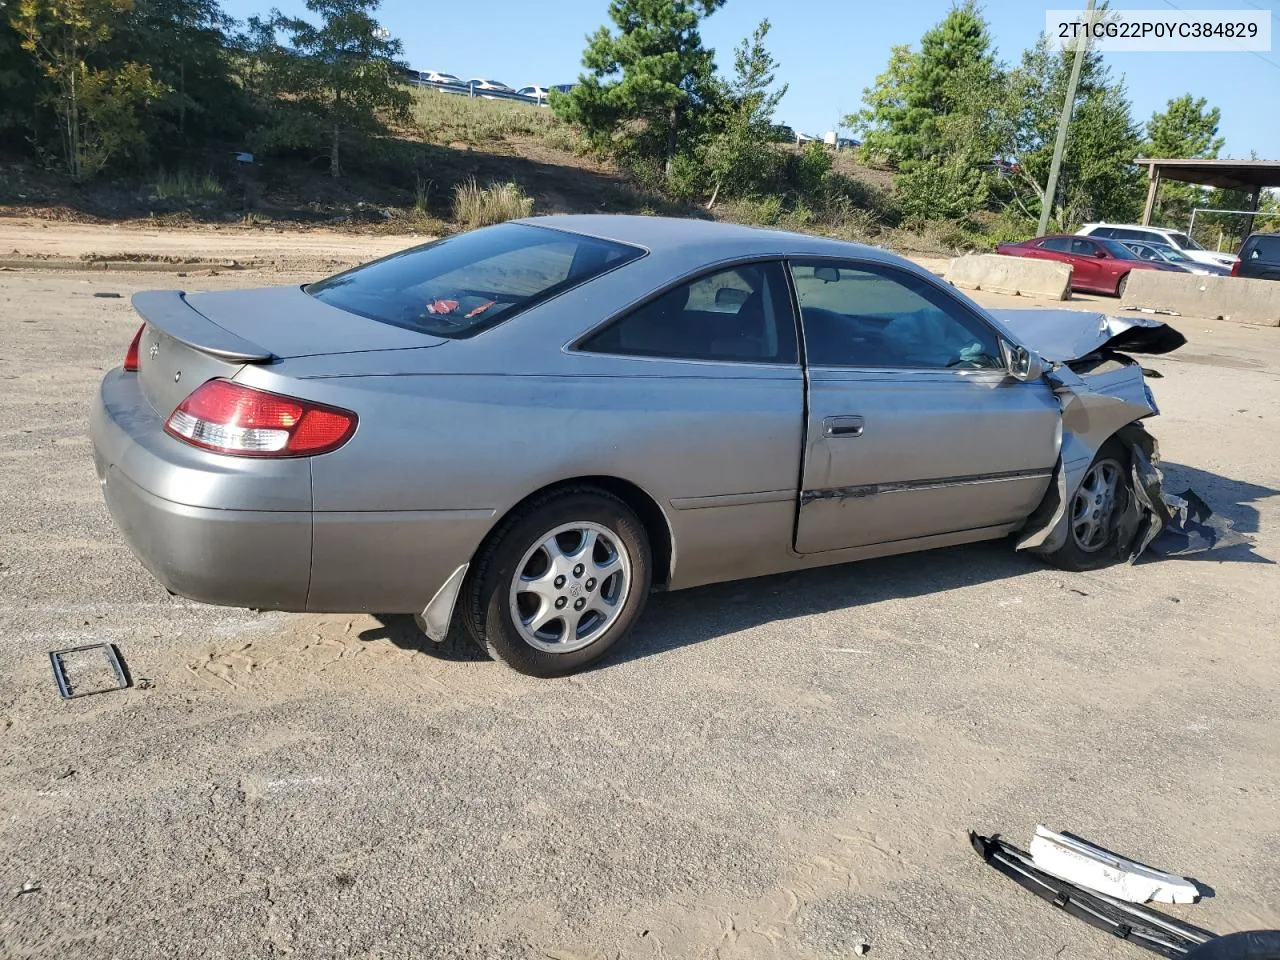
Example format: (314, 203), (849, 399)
(579, 262), (797, 364)
(1041, 237), (1072, 252)
(1244, 236), (1280, 261)
(306, 223), (644, 338)
(1092, 227), (1116, 238)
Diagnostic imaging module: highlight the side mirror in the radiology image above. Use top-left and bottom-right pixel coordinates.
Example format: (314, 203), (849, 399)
(1003, 342), (1045, 382)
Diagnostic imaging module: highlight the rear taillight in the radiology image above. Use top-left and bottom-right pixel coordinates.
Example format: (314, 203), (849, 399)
(123, 324), (145, 372)
(1230, 260), (1240, 277)
(164, 379), (357, 457)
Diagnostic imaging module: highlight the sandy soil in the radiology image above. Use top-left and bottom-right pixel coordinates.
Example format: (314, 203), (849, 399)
(0, 216), (422, 271)
(1, 224), (1278, 960)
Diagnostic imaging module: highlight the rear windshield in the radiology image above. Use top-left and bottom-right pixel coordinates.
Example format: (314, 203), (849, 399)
(306, 223), (644, 338)
(1245, 236), (1280, 261)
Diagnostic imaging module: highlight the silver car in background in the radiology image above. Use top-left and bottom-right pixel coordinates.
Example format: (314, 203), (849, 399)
(91, 216), (1184, 676)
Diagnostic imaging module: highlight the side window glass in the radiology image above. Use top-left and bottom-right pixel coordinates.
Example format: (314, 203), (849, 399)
(1094, 228), (1115, 238)
(579, 262), (797, 364)
(790, 262), (1004, 370)
(1041, 237), (1071, 252)
(1070, 238), (1095, 256)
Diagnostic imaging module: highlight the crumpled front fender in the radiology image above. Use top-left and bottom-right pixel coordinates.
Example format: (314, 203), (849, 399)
(1017, 359), (1165, 560)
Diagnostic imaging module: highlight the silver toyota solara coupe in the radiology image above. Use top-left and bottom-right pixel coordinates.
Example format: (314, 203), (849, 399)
(91, 215), (1186, 676)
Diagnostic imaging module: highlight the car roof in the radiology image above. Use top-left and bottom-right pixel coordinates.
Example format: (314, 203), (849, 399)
(515, 214), (901, 261)
(1087, 223), (1175, 234)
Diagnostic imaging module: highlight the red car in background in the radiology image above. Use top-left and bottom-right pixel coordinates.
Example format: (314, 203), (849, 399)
(996, 234), (1184, 297)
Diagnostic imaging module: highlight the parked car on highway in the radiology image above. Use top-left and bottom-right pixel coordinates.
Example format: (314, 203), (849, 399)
(420, 70), (462, 85)
(517, 85), (550, 101)
(1120, 241), (1231, 276)
(1232, 232), (1280, 280)
(92, 216), (1184, 677)
(550, 83), (577, 94)
(996, 234), (1183, 297)
(1076, 223), (1236, 269)
(469, 78), (514, 96)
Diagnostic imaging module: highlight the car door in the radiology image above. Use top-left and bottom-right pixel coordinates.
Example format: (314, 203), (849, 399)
(1035, 236), (1073, 265)
(572, 259), (806, 587)
(790, 260), (1059, 554)
(1067, 237), (1107, 291)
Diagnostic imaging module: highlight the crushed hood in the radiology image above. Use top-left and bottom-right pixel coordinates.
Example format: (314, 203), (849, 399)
(991, 309), (1186, 363)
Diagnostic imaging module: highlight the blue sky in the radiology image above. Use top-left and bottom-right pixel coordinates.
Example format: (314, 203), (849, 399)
(219, 0), (1280, 159)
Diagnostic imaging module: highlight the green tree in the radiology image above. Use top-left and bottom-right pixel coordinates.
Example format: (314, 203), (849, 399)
(553, 0), (725, 179)
(264, 0), (409, 178)
(1143, 94), (1223, 224)
(107, 0), (247, 149)
(702, 18), (787, 208)
(846, 44), (917, 166)
(10, 0), (164, 181)
(0, 15), (45, 149)
(848, 1), (998, 170)
(1005, 35), (1142, 227)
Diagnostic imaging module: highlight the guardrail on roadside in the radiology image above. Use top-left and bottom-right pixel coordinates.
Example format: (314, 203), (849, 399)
(406, 78), (550, 106)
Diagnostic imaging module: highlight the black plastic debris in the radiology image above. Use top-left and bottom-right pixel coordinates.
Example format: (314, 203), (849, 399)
(971, 832), (1280, 959)
(1185, 932), (1280, 959)
(970, 832), (1214, 957)
(1149, 489), (1251, 557)
(49, 643), (131, 699)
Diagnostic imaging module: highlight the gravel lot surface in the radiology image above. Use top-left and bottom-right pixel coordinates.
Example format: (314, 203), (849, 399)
(2, 221), (1278, 959)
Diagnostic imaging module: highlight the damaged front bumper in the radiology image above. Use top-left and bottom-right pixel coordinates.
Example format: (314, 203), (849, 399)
(1009, 327), (1247, 564)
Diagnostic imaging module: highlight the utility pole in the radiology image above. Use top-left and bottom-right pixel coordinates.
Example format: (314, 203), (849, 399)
(1038, 0), (1095, 237)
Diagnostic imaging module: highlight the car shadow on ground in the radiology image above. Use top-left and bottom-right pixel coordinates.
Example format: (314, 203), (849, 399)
(361, 539), (1041, 669)
(362, 461), (1275, 667)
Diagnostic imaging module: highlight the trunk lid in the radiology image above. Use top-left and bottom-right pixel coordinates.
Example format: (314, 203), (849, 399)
(130, 287), (447, 416)
(183, 285), (448, 358)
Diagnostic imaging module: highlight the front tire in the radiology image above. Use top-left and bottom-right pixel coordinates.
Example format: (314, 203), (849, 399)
(1041, 439), (1133, 572)
(462, 488), (652, 677)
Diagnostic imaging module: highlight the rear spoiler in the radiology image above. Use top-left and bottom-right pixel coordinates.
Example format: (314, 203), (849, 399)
(132, 290), (274, 363)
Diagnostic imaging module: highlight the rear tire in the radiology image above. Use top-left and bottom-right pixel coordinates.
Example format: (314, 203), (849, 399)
(1116, 273), (1130, 298)
(1041, 439), (1134, 572)
(462, 487), (652, 677)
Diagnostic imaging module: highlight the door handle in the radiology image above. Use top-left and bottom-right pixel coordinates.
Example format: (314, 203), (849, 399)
(823, 415), (864, 438)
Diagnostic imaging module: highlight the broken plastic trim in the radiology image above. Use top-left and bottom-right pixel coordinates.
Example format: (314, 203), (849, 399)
(1029, 825), (1199, 905)
(970, 832), (1216, 958)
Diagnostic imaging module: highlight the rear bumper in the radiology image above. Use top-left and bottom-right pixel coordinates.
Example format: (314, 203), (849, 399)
(91, 370), (312, 610)
(91, 370), (498, 615)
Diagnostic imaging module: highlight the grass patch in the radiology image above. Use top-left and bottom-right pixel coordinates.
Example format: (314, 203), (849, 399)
(452, 178), (534, 227)
(412, 88), (582, 149)
(150, 170), (223, 203)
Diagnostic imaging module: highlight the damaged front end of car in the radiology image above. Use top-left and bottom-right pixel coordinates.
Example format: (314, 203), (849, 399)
(992, 309), (1245, 564)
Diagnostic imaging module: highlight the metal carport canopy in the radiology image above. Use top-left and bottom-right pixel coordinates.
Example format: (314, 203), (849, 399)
(1137, 158), (1280, 226)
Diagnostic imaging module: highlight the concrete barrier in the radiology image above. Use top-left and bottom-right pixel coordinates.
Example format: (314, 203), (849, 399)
(945, 254), (1072, 300)
(1121, 271), (1280, 327)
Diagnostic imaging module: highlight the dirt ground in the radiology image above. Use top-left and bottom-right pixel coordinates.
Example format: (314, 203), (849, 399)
(1, 221), (1278, 960)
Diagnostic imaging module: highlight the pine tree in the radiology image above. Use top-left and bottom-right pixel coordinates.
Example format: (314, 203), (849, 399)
(702, 18), (788, 208)
(1144, 94), (1224, 224)
(849, 1), (998, 169)
(553, 0), (725, 178)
